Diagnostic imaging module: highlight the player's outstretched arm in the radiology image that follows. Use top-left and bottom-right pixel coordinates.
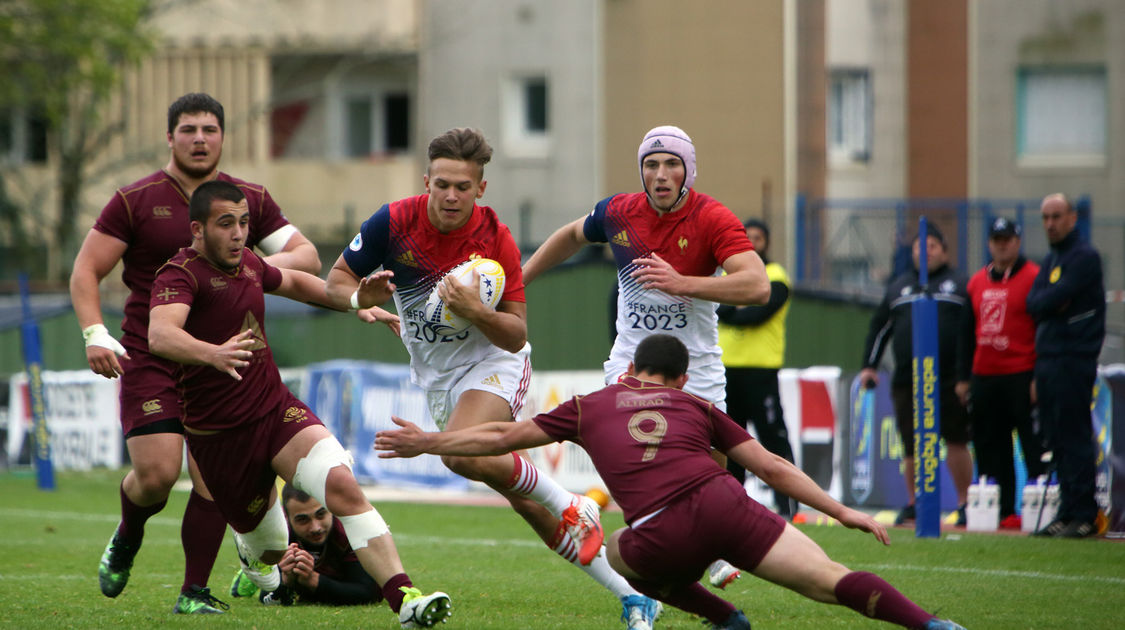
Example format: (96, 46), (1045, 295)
(729, 439), (890, 545)
(70, 229), (131, 378)
(375, 415), (553, 458)
(260, 229), (322, 274)
(631, 250), (769, 305)
(522, 217), (589, 285)
(149, 304), (255, 380)
(325, 255), (396, 308)
(275, 266), (393, 312)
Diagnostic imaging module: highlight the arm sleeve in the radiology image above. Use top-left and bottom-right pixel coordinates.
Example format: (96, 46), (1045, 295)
(247, 186), (291, 249)
(92, 190), (133, 243)
(861, 289), (894, 369)
(957, 282), (977, 381)
(309, 562), (380, 605)
(581, 197), (615, 243)
(341, 205), (392, 278)
(710, 404), (754, 452)
(716, 281), (789, 326)
(258, 253), (284, 293)
(149, 262), (197, 309)
(531, 397), (582, 443)
(709, 207), (755, 265)
(1026, 249), (1101, 318)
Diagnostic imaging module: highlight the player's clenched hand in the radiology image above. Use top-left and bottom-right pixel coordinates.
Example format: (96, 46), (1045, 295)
(211, 329), (255, 380)
(278, 543), (300, 586)
(357, 306), (401, 336)
(836, 507), (890, 546)
(437, 270), (486, 319)
(630, 253), (692, 295)
(374, 416), (427, 458)
(356, 270), (396, 307)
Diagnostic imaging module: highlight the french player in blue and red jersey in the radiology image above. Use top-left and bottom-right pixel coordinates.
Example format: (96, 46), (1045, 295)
(325, 128), (662, 630)
(69, 93), (321, 613)
(376, 334), (968, 630)
(522, 125), (769, 589)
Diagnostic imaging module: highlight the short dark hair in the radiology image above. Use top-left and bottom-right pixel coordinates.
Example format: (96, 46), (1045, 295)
(189, 180), (244, 223)
(912, 223), (947, 249)
(427, 127), (492, 177)
(168, 92), (225, 135)
(632, 334), (689, 380)
(281, 483), (313, 515)
(743, 218), (770, 244)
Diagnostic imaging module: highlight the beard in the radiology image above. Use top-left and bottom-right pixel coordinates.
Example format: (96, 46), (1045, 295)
(172, 150), (220, 179)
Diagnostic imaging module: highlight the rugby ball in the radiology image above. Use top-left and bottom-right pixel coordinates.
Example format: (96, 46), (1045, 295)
(422, 258), (506, 335)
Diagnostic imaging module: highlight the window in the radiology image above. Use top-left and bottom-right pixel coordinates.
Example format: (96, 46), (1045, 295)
(502, 75), (549, 158)
(0, 107), (49, 165)
(346, 98), (373, 158)
(342, 93), (411, 158)
(827, 69), (871, 163)
(384, 93), (409, 152)
(1017, 67), (1106, 166)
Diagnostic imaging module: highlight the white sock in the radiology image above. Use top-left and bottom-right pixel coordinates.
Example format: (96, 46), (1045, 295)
(505, 452), (575, 517)
(549, 523), (639, 600)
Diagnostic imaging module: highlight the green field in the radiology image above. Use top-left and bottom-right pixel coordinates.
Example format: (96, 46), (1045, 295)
(2, 469), (1123, 629)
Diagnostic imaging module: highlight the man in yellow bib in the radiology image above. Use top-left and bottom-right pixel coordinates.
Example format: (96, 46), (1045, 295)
(717, 219), (797, 519)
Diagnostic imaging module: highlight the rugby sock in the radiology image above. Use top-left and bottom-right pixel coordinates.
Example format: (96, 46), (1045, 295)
(628, 577), (735, 624)
(381, 572), (413, 613)
(548, 522), (640, 599)
(504, 452), (574, 517)
(180, 490), (226, 593)
(833, 571), (933, 628)
(117, 480), (166, 545)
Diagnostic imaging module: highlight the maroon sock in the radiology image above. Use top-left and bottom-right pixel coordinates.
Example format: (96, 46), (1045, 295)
(180, 490), (227, 593)
(381, 572), (413, 613)
(627, 578), (736, 625)
(117, 480), (166, 545)
(834, 571), (934, 628)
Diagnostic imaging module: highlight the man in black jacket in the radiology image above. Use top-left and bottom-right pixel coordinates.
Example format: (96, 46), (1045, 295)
(859, 225), (973, 527)
(1026, 193), (1105, 538)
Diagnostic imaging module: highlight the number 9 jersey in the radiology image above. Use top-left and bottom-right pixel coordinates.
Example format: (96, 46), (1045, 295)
(342, 195), (526, 390)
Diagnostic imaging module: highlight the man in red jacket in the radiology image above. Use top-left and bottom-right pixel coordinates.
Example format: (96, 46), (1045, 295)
(958, 217), (1046, 528)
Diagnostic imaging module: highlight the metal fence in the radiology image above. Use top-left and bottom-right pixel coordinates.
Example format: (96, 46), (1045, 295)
(794, 195), (1125, 363)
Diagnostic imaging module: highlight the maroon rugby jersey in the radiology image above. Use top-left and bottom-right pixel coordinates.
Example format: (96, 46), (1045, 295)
(94, 170), (290, 350)
(531, 376), (752, 524)
(149, 247), (285, 430)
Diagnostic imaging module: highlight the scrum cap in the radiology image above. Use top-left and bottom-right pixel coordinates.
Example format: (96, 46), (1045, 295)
(638, 126), (696, 204)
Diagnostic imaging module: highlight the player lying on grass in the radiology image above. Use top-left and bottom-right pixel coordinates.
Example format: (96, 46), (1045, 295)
(375, 333), (967, 630)
(148, 179), (450, 628)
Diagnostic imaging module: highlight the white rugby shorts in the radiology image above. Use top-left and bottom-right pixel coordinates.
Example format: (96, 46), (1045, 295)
(426, 342), (532, 430)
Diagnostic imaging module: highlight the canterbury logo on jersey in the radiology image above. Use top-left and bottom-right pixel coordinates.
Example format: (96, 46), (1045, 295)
(246, 496), (265, 514)
(481, 374), (502, 387)
(397, 250), (419, 267)
(141, 399), (162, 415)
(210, 277), (228, 290)
(612, 231), (631, 247)
(153, 206), (173, 218)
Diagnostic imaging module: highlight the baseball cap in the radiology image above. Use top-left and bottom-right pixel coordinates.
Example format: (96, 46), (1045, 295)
(989, 217), (1021, 239)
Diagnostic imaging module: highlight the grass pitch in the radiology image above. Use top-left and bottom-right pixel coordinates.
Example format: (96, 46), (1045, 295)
(2, 468), (1123, 629)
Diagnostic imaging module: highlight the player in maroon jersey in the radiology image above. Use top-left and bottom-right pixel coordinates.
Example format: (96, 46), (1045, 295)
(375, 334), (967, 630)
(69, 93), (323, 613)
(147, 179), (451, 627)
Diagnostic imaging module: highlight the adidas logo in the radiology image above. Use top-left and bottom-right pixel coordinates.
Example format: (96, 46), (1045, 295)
(649, 139), (664, 149)
(481, 374), (502, 387)
(612, 230), (630, 247)
(396, 250), (419, 267)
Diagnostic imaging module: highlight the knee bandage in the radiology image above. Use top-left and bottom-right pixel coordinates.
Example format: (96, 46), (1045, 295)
(338, 509), (391, 549)
(292, 437), (354, 508)
(234, 496), (288, 559)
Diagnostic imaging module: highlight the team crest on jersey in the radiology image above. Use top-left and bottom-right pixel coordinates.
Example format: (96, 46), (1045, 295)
(246, 495), (265, 514)
(612, 230), (631, 247)
(244, 268), (256, 280)
(1049, 266), (1061, 284)
(396, 250), (419, 267)
(155, 287), (180, 302)
(240, 312), (267, 350)
(678, 236), (688, 251)
(283, 406), (308, 423)
(141, 399), (163, 415)
(210, 277), (228, 290)
(153, 206), (173, 218)
(349, 232), (363, 251)
(939, 279), (957, 294)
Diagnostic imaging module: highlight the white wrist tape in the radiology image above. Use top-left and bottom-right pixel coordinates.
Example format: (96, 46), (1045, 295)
(350, 290), (360, 311)
(82, 324), (127, 356)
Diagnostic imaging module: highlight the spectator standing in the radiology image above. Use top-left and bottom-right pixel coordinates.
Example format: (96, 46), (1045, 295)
(958, 217), (1045, 529)
(716, 219), (798, 519)
(1026, 193), (1105, 538)
(859, 226), (974, 526)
